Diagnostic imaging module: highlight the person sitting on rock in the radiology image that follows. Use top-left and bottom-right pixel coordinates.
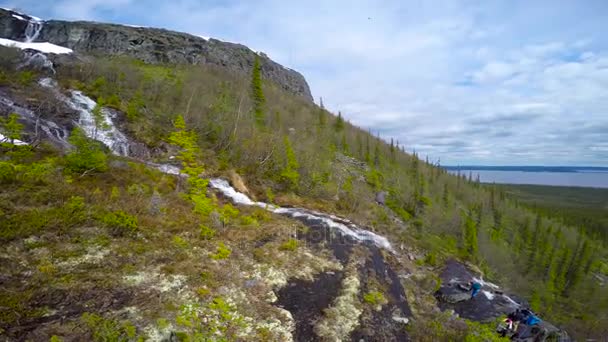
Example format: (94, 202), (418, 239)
(470, 281), (482, 298)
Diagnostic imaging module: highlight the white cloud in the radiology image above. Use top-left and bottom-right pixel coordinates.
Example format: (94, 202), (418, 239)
(4, 0), (608, 165)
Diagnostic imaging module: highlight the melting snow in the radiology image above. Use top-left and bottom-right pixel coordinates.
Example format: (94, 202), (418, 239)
(0, 132), (28, 145)
(503, 294), (521, 307)
(483, 290), (495, 300)
(0, 38), (73, 54)
(473, 276), (499, 289)
(152, 163), (182, 175)
(0, 95), (69, 146)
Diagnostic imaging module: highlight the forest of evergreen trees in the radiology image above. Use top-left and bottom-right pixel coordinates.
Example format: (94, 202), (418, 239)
(2, 50), (604, 338)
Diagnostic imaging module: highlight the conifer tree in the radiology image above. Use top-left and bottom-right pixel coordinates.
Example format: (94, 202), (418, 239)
(334, 111), (344, 131)
(365, 133), (371, 163)
(525, 214), (542, 274)
(463, 212), (478, 258)
(373, 140), (381, 167)
(251, 55), (265, 126)
(356, 134), (363, 159)
(341, 133), (349, 154)
(555, 246), (573, 293)
(65, 127), (108, 174)
(280, 135), (299, 191)
(169, 115), (215, 218)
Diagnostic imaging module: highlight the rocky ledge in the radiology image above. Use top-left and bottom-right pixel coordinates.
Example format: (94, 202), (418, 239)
(0, 8), (313, 101)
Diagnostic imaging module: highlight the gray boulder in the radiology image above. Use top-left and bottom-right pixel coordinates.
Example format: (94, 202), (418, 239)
(375, 191), (387, 205)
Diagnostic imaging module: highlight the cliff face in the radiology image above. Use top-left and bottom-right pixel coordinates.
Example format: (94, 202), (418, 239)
(0, 8), (313, 101)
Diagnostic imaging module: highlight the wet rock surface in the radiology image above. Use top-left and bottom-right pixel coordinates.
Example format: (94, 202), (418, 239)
(436, 259), (520, 321)
(435, 259), (570, 341)
(274, 209), (412, 341)
(0, 8), (313, 101)
(276, 271), (345, 341)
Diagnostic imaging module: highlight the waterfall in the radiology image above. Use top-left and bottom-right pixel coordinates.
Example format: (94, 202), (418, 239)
(24, 18), (43, 43)
(0, 96), (69, 147)
(39, 78), (131, 156)
(207, 178), (394, 251)
(66, 91), (131, 156)
(19, 51), (56, 74)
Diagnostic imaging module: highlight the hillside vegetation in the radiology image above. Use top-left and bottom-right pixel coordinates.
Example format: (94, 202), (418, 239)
(496, 183), (608, 242)
(0, 46), (607, 340)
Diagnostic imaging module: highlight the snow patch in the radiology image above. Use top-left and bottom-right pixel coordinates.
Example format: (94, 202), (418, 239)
(38, 77), (57, 88)
(503, 294), (521, 307)
(0, 38), (73, 54)
(151, 163), (182, 175)
(0, 132), (28, 145)
(473, 276), (499, 289)
(483, 290), (495, 300)
(12, 14), (25, 21)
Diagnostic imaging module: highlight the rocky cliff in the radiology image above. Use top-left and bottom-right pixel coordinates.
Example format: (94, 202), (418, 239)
(0, 8), (313, 101)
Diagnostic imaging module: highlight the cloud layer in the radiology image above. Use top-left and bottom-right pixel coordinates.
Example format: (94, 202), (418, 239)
(4, 0), (608, 165)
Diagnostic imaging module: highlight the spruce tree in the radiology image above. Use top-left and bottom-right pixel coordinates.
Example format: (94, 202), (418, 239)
(251, 55), (265, 126)
(341, 133), (349, 154)
(463, 212), (478, 258)
(280, 135), (299, 191)
(334, 111), (344, 131)
(65, 127), (108, 174)
(525, 214), (542, 275)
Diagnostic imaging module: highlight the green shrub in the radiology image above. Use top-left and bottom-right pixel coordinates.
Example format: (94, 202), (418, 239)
(219, 203), (239, 225)
(19, 159), (55, 184)
(239, 215), (259, 226)
(279, 239), (298, 251)
(65, 128), (108, 174)
(81, 312), (139, 342)
(18, 70), (35, 86)
(63, 196), (87, 224)
(210, 242), (231, 260)
(105, 94), (122, 109)
(99, 210), (138, 236)
(0, 113), (24, 144)
(172, 235), (189, 249)
(424, 252), (438, 267)
(365, 168), (383, 190)
(0, 161), (16, 183)
(363, 291), (387, 306)
(199, 224), (216, 240)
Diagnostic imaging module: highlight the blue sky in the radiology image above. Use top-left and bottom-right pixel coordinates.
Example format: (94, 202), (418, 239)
(3, 0), (608, 166)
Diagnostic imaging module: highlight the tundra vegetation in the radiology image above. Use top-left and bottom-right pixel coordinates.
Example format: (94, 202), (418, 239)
(0, 45), (606, 340)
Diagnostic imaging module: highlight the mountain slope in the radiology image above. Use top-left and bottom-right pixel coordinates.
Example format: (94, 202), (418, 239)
(0, 8), (606, 342)
(0, 8), (313, 101)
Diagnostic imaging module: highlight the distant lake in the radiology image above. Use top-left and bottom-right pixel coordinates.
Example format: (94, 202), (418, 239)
(448, 170), (608, 189)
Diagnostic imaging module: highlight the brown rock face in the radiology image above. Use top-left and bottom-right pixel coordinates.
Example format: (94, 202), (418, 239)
(229, 170), (250, 196)
(0, 8), (313, 101)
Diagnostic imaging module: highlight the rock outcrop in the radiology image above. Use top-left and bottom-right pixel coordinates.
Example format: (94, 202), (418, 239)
(0, 8), (313, 101)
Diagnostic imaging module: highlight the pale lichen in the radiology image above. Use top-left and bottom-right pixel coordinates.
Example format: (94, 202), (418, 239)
(314, 264), (363, 341)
